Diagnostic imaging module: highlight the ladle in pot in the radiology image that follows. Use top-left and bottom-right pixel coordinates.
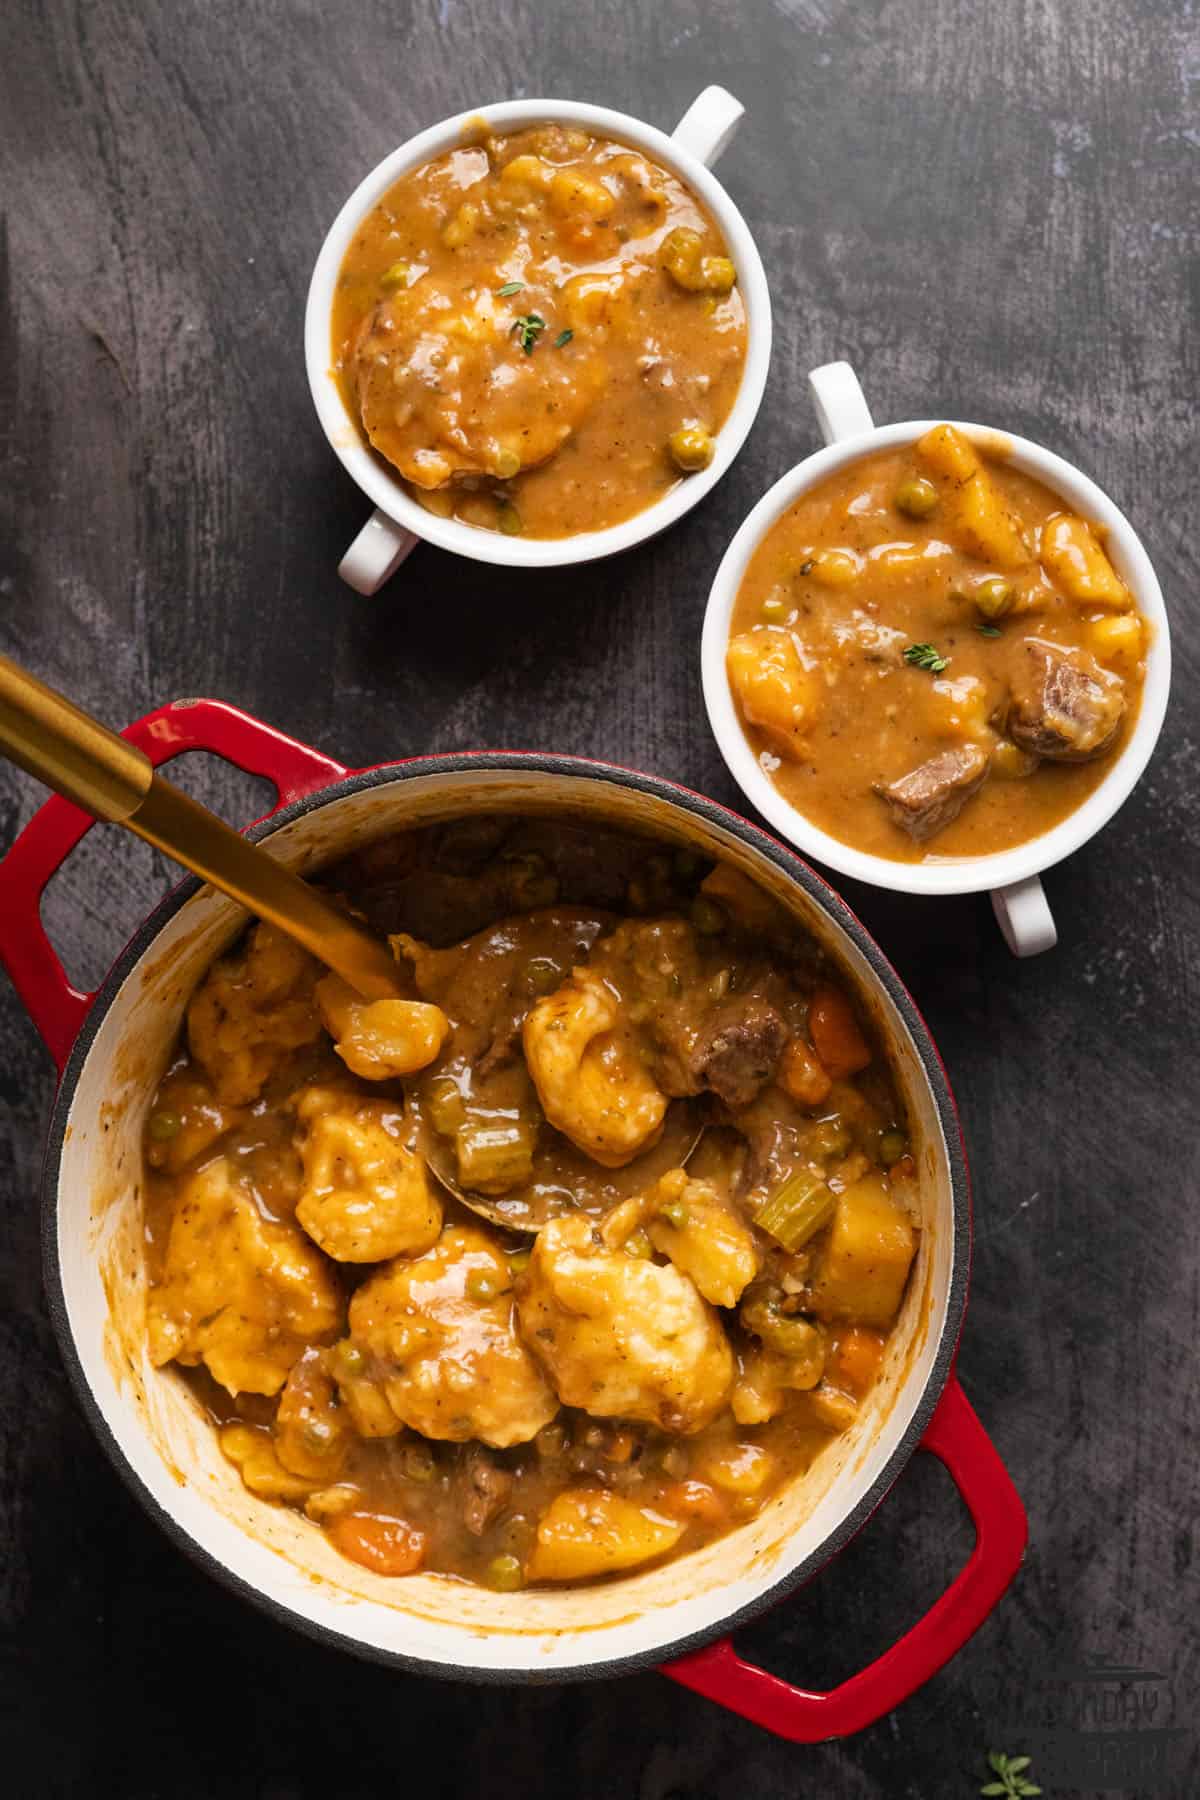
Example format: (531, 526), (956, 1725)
(0, 655), (703, 1233)
(0, 654), (403, 1001)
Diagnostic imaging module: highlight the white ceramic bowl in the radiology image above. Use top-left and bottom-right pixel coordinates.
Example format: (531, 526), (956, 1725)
(702, 362), (1172, 956)
(305, 87), (772, 594)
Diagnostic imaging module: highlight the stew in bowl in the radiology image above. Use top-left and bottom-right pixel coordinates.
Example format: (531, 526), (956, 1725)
(725, 423), (1150, 863)
(331, 120), (748, 541)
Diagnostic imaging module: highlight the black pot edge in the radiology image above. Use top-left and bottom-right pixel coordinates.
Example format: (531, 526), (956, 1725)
(39, 749), (971, 1688)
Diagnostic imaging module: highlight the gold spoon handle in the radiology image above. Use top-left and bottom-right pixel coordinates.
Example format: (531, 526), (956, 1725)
(0, 655), (402, 1001)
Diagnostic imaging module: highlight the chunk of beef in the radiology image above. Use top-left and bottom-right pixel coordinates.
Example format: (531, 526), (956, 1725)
(461, 1446), (514, 1536)
(874, 744), (990, 842)
(1007, 640), (1125, 761)
(692, 997), (789, 1109)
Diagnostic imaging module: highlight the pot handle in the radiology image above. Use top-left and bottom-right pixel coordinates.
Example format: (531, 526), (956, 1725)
(0, 698), (347, 1073)
(662, 1375), (1027, 1742)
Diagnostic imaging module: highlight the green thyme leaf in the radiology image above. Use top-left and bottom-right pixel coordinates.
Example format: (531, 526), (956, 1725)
(980, 1750), (1040, 1799)
(510, 312), (546, 354)
(904, 641), (950, 674)
(976, 623), (1003, 638)
(496, 280), (524, 297)
(554, 328), (573, 348)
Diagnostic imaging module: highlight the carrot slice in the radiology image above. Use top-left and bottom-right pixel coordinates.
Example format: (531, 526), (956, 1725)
(777, 1036), (833, 1107)
(327, 1511), (426, 1576)
(807, 985), (872, 1078)
(827, 1326), (887, 1398)
(657, 1480), (729, 1525)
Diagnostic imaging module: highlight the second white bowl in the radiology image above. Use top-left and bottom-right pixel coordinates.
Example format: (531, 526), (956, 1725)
(701, 362), (1172, 956)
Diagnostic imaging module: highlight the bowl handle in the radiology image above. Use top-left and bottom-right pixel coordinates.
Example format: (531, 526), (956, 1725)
(671, 85), (745, 167)
(0, 698), (347, 1073)
(662, 1374), (1027, 1742)
(991, 877), (1058, 957)
(340, 510), (422, 596)
(808, 360), (875, 444)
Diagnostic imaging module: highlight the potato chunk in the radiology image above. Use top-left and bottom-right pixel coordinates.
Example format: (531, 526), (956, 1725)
(1089, 612), (1144, 670)
(186, 922), (323, 1105)
(522, 967), (668, 1167)
(518, 1210), (734, 1433)
(726, 629), (817, 759)
(951, 471), (1029, 568)
(316, 973), (448, 1080)
(147, 1156), (342, 1396)
(526, 1489), (684, 1582)
(915, 424), (1028, 568)
(343, 1225), (558, 1448)
(915, 422), (980, 484)
(1040, 513), (1131, 609)
(806, 1173), (916, 1328)
(293, 1085), (442, 1263)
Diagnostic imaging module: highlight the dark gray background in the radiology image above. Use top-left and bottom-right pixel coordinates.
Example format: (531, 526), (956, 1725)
(1, 1), (1196, 1795)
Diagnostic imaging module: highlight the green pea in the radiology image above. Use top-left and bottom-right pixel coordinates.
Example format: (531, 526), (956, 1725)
(974, 576), (1014, 620)
(526, 956), (561, 995)
(672, 848), (702, 880)
(507, 1248), (532, 1276)
(334, 1341), (365, 1380)
(487, 1553), (525, 1592)
(895, 476), (939, 519)
(690, 895), (725, 935)
(623, 1229), (654, 1260)
(811, 1119), (852, 1160)
(660, 1199), (689, 1230)
(497, 502), (523, 536)
(667, 425), (715, 472)
(380, 259), (410, 290)
(467, 1269), (504, 1303)
(147, 1109), (181, 1142)
(506, 851), (559, 909)
(879, 1129), (908, 1166)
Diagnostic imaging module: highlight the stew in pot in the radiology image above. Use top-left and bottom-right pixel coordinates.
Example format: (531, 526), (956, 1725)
(141, 818), (919, 1588)
(727, 425), (1148, 861)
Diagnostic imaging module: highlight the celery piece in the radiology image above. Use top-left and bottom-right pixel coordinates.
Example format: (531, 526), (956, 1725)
(754, 1172), (836, 1252)
(455, 1117), (535, 1194)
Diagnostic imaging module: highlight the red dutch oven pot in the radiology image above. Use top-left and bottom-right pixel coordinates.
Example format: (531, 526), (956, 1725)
(0, 699), (1027, 1741)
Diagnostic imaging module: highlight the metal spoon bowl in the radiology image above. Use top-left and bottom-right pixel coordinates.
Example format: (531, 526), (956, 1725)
(416, 1096), (707, 1234)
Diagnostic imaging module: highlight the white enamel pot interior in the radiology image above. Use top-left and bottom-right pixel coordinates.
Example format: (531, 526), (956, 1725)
(42, 754), (968, 1682)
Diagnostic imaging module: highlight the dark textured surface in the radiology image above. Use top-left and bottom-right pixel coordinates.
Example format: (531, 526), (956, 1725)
(1, 1), (1196, 1795)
